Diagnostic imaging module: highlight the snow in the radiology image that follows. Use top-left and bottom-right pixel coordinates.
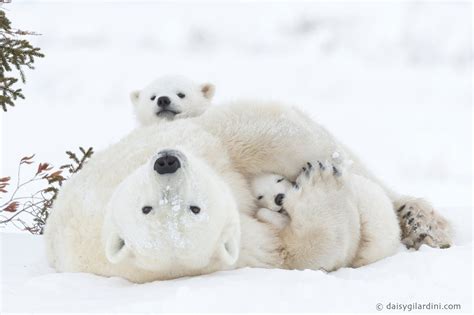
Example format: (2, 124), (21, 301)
(1, 229), (472, 312)
(0, 0), (472, 312)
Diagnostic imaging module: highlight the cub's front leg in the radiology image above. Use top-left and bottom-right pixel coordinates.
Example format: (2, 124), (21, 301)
(256, 208), (290, 230)
(281, 162), (360, 272)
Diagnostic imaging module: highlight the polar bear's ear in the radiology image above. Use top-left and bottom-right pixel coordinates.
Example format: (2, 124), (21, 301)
(218, 224), (240, 266)
(130, 90), (140, 106)
(200, 83), (215, 100)
(105, 232), (131, 264)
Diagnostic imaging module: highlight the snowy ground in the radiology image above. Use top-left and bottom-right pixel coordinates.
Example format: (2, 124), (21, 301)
(0, 0), (472, 313)
(1, 228), (472, 312)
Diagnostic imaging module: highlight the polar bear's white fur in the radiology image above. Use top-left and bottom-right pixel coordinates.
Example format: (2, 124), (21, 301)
(251, 161), (400, 270)
(103, 149), (241, 272)
(46, 100), (450, 282)
(130, 75), (214, 126)
(45, 120), (282, 282)
(282, 163), (400, 270)
(251, 173), (292, 230)
(199, 101), (452, 251)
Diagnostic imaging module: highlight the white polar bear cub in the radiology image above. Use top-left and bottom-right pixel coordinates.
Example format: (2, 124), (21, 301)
(252, 160), (401, 269)
(251, 173), (292, 230)
(130, 75), (215, 126)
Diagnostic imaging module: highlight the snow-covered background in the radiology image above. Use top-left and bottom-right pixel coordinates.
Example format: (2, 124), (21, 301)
(1, 0), (472, 313)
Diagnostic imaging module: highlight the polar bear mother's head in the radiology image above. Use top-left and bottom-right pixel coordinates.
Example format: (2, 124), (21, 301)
(103, 148), (240, 278)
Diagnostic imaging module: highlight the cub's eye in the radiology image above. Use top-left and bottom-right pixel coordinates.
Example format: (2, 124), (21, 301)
(257, 195), (263, 200)
(177, 92), (185, 99)
(277, 178), (285, 183)
(142, 206), (153, 214)
(150, 95), (156, 101)
(190, 206), (201, 214)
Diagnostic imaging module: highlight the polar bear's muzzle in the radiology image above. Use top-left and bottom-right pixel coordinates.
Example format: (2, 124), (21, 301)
(156, 96), (180, 118)
(153, 150), (185, 174)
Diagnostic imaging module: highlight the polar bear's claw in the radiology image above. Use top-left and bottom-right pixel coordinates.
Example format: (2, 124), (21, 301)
(298, 162), (314, 180)
(295, 160), (344, 190)
(332, 165), (341, 177)
(301, 162), (314, 175)
(318, 161), (325, 170)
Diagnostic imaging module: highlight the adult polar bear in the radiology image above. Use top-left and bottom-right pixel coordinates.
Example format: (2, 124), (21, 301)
(44, 101), (451, 283)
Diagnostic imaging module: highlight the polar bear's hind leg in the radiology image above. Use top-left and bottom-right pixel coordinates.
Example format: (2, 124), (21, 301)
(395, 197), (452, 250)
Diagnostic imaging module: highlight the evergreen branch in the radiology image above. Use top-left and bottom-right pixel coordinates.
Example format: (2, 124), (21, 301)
(0, 8), (44, 111)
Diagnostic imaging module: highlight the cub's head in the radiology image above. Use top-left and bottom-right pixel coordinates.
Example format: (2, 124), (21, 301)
(251, 174), (293, 212)
(103, 149), (240, 279)
(130, 75), (215, 126)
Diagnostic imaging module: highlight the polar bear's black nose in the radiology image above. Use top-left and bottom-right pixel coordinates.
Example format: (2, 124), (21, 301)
(275, 193), (285, 206)
(154, 154), (181, 174)
(157, 96), (171, 108)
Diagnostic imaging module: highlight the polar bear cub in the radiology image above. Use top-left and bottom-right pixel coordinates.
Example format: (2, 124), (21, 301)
(251, 174), (292, 230)
(251, 159), (401, 269)
(130, 75), (215, 126)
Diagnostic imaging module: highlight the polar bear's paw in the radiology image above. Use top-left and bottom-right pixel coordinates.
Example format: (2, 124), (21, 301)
(395, 197), (452, 250)
(283, 159), (354, 224)
(295, 160), (345, 190)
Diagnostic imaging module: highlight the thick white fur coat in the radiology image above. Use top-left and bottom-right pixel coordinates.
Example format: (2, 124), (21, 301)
(45, 101), (401, 282)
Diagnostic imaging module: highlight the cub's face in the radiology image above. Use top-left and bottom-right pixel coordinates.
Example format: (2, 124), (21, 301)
(103, 148), (240, 278)
(251, 174), (293, 212)
(130, 75), (215, 126)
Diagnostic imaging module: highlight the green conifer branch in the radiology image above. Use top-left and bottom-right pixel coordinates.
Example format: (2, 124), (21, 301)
(0, 8), (44, 111)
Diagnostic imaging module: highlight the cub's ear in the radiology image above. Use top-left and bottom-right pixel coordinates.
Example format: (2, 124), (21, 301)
(200, 83), (215, 100)
(130, 90), (140, 106)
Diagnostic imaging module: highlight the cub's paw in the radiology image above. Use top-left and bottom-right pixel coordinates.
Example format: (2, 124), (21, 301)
(256, 208), (290, 230)
(295, 160), (344, 191)
(284, 158), (354, 226)
(395, 197), (452, 250)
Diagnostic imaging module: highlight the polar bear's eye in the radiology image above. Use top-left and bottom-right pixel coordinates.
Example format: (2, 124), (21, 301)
(257, 195), (263, 200)
(189, 206), (201, 214)
(277, 178), (285, 183)
(142, 206), (153, 214)
(150, 95), (156, 101)
(177, 92), (185, 99)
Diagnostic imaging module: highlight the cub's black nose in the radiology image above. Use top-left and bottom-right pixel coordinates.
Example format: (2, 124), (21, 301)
(157, 96), (171, 108)
(154, 154), (181, 174)
(275, 193), (285, 206)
